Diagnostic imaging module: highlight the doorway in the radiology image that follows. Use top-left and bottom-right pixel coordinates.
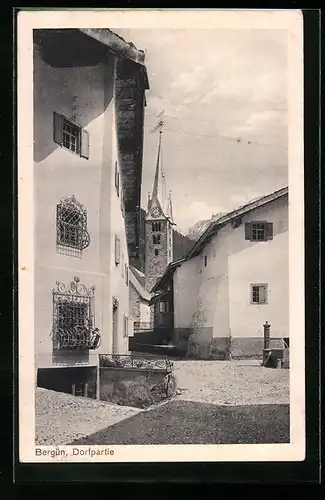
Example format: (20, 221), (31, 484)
(112, 299), (119, 353)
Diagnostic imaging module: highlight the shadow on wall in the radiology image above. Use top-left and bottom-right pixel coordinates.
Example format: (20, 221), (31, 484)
(34, 40), (114, 163)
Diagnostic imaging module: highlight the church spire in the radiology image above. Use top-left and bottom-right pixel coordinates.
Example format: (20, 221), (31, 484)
(147, 114), (172, 222)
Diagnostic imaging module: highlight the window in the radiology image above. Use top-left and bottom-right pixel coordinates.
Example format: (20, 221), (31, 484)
(245, 222), (273, 242)
(154, 249), (159, 256)
(250, 284), (268, 304)
(204, 255), (208, 267)
(153, 234), (161, 245)
(52, 277), (100, 350)
(53, 112), (89, 159)
(115, 162), (120, 195)
(123, 315), (129, 338)
(152, 222), (161, 232)
(56, 195), (90, 256)
(121, 254), (124, 277)
(159, 301), (169, 313)
(115, 236), (121, 265)
(125, 264), (129, 286)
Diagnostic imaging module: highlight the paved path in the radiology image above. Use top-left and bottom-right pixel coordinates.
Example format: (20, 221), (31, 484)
(70, 401), (290, 445)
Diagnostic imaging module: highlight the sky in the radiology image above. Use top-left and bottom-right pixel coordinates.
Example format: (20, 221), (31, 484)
(114, 29), (288, 234)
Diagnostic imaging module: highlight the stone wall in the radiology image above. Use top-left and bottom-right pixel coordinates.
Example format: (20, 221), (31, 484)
(99, 356), (176, 408)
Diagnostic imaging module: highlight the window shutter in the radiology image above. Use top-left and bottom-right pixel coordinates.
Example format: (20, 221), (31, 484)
(115, 236), (120, 264)
(260, 285), (267, 304)
(266, 222), (273, 240)
(80, 129), (89, 159)
(53, 112), (63, 145)
(245, 222), (252, 240)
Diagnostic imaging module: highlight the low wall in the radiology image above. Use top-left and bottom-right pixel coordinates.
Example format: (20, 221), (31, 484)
(99, 355), (176, 408)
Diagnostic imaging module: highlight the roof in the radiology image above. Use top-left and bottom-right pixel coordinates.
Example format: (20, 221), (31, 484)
(151, 186), (288, 292)
(151, 258), (186, 293)
(79, 28), (146, 67)
(129, 268), (151, 302)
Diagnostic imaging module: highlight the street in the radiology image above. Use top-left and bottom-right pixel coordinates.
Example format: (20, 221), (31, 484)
(69, 401), (290, 445)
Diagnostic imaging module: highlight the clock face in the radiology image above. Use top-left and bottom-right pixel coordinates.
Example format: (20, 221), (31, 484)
(151, 206), (161, 218)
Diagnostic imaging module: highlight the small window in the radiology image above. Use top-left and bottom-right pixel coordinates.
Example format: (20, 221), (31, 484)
(115, 162), (120, 195)
(125, 264), (129, 286)
(123, 315), (129, 338)
(153, 234), (161, 245)
(250, 284), (268, 304)
(159, 302), (168, 313)
(152, 222), (162, 232)
(204, 256), (208, 267)
(245, 222), (273, 242)
(154, 249), (159, 256)
(115, 236), (120, 265)
(53, 112), (89, 159)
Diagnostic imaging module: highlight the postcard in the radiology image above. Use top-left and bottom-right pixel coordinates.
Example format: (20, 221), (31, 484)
(18, 8), (305, 464)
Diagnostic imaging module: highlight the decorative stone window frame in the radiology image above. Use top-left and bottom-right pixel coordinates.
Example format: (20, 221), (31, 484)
(52, 276), (101, 351)
(56, 195), (90, 258)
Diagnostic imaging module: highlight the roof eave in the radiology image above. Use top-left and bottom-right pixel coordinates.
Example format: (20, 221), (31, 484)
(186, 186), (289, 259)
(79, 28), (146, 66)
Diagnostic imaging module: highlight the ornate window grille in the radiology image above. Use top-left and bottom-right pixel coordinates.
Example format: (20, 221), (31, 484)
(56, 195), (90, 257)
(52, 276), (101, 350)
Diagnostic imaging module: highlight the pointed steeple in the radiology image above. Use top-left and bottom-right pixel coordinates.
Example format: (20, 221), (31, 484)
(147, 125), (172, 222)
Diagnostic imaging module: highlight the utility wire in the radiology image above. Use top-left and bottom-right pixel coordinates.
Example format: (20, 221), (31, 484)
(144, 124), (276, 147)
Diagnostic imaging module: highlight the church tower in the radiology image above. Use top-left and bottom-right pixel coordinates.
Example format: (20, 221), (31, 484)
(145, 127), (174, 293)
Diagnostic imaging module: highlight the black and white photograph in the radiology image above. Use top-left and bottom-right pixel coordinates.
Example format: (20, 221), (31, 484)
(18, 9), (305, 463)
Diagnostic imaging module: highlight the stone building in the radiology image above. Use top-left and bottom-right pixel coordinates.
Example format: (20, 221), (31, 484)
(33, 28), (149, 395)
(151, 187), (289, 359)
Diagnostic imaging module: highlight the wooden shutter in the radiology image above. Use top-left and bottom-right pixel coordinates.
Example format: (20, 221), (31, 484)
(266, 222), (273, 240)
(245, 222), (253, 240)
(259, 285), (268, 304)
(53, 112), (63, 145)
(115, 236), (120, 264)
(80, 129), (89, 159)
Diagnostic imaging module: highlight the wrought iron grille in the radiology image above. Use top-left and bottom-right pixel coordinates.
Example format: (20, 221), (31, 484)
(52, 277), (101, 350)
(100, 354), (173, 372)
(56, 195), (90, 256)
